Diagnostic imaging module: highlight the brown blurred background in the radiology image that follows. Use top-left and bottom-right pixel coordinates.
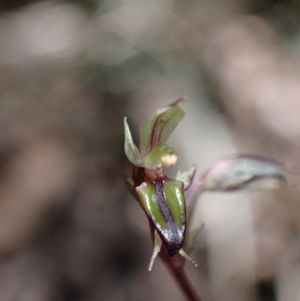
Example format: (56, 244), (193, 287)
(0, 0), (300, 300)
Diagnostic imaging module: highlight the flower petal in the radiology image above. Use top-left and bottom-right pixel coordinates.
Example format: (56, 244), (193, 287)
(140, 100), (185, 156)
(143, 144), (177, 169)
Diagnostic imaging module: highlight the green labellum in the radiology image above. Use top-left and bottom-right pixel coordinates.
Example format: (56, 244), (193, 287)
(136, 178), (186, 256)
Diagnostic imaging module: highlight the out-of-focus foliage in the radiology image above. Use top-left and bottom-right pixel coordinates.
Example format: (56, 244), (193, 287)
(200, 154), (287, 191)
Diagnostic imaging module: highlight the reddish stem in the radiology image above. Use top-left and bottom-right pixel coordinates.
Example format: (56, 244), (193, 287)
(160, 250), (203, 301)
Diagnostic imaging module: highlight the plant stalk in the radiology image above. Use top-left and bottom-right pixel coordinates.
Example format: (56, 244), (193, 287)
(161, 250), (203, 301)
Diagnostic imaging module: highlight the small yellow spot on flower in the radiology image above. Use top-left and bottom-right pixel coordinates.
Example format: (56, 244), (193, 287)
(161, 153), (178, 167)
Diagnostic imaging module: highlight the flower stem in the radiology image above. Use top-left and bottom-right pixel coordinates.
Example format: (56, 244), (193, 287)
(161, 250), (203, 301)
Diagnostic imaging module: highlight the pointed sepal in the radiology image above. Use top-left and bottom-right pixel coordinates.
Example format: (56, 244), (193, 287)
(124, 117), (144, 167)
(179, 249), (198, 267)
(176, 165), (197, 190)
(148, 230), (162, 272)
